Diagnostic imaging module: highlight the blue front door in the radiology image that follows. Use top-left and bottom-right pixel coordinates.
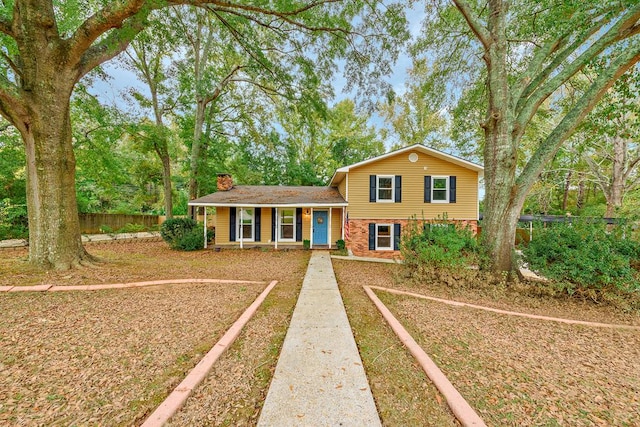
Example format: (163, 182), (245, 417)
(313, 211), (328, 245)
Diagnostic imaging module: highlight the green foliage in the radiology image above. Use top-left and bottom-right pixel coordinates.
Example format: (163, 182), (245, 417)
(336, 239), (346, 250)
(160, 218), (198, 246)
(0, 198), (28, 240)
(522, 220), (640, 295)
(303, 239), (311, 250)
(160, 217), (211, 251)
(117, 223), (146, 233)
(99, 225), (114, 234)
(171, 227), (206, 251)
(401, 215), (479, 276)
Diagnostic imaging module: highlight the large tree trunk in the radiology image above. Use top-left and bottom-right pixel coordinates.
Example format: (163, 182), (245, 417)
(479, 0), (521, 275)
(159, 148), (173, 219)
(22, 80), (93, 269)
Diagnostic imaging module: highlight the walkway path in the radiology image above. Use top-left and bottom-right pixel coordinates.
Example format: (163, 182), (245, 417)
(258, 251), (381, 426)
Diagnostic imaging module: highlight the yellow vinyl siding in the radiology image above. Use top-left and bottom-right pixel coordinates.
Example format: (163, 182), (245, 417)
(331, 208), (343, 244)
(346, 150), (478, 220)
(216, 207), (231, 244)
(337, 178), (347, 200)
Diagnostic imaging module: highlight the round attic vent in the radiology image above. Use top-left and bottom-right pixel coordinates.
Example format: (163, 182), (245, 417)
(408, 152), (418, 162)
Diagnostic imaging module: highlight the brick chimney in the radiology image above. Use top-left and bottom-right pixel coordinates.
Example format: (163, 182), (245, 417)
(217, 173), (233, 191)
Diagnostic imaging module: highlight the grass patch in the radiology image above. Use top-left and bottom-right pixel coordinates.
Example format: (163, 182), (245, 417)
(333, 259), (458, 426)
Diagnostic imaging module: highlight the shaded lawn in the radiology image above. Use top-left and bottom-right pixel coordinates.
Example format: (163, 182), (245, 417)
(0, 243), (310, 426)
(333, 258), (640, 426)
(381, 292), (640, 426)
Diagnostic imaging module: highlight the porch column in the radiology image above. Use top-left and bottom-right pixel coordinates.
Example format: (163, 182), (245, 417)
(239, 208), (243, 249)
(341, 207), (345, 240)
(203, 206), (207, 249)
(310, 207), (314, 249)
(328, 207), (332, 249)
(275, 207), (278, 250)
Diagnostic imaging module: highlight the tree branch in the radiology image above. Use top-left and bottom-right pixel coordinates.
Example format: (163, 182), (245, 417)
(0, 15), (13, 37)
(203, 64), (245, 106)
(68, 0), (147, 60)
(515, 45), (640, 202)
(452, 0), (492, 50)
(77, 12), (149, 78)
(514, 6), (640, 141)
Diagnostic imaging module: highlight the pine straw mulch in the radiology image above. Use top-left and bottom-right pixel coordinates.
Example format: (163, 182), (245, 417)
(332, 259), (640, 427)
(0, 242), (309, 426)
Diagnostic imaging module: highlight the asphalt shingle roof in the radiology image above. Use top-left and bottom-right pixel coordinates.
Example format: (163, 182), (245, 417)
(189, 185), (347, 206)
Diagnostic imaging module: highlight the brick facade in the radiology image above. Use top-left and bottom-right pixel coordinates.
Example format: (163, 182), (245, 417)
(347, 218), (478, 260)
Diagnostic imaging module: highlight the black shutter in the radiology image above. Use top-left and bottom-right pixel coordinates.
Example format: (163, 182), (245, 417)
(449, 176), (457, 203)
(368, 223), (375, 250)
(271, 208), (276, 241)
(254, 208), (261, 241)
(369, 175), (376, 202)
(229, 207), (236, 242)
(394, 175), (402, 203)
(393, 224), (401, 250)
(424, 176), (432, 203)
(296, 208), (302, 241)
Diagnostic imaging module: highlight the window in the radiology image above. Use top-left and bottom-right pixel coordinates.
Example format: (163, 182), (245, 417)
(432, 177), (449, 202)
(279, 209), (295, 241)
(377, 176), (394, 202)
(376, 224), (393, 250)
(236, 208), (254, 241)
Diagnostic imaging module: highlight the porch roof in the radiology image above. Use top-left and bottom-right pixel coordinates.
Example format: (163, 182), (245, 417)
(189, 185), (347, 208)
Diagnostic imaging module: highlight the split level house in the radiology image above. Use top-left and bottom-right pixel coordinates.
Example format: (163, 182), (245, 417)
(188, 144), (484, 259)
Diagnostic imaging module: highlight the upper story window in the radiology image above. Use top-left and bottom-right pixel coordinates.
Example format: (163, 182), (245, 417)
(377, 176), (394, 202)
(432, 177), (449, 202)
(370, 175), (401, 203)
(424, 176), (456, 204)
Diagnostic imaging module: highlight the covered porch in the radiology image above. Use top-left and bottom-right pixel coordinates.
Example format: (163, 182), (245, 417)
(188, 182), (347, 250)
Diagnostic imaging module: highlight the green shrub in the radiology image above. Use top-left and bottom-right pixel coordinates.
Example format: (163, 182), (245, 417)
(522, 220), (640, 294)
(303, 239), (310, 250)
(99, 225), (114, 234)
(172, 227), (206, 251)
(0, 199), (28, 240)
(117, 223), (146, 233)
(160, 217), (197, 246)
(336, 239), (346, 250)
(401, 215), (479, 276)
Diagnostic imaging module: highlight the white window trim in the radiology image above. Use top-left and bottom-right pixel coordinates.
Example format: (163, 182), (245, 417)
(375, 223), (393, 250)
(431, 176), (450, 204)
(278, 208), (296, 242)
(236, 208), (255, 241)
(376, 175), (395, 203)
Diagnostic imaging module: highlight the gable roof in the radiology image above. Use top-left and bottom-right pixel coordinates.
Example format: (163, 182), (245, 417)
(189, 185), (347, 208)
(329, 143), (484, 186)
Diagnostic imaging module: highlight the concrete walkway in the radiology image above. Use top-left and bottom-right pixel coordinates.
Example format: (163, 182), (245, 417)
(258, 251), (381, 426)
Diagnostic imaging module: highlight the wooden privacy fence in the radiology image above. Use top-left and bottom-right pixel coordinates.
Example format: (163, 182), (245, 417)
(79, 213), (160, 234)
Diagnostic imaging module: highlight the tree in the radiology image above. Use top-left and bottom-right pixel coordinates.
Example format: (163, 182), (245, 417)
(421, 0), (640, 275)
(0, 0), (405, 269)
(124, 19), (179, 218)
(378, 58), (448, 149)
(578, 68), (640, 217)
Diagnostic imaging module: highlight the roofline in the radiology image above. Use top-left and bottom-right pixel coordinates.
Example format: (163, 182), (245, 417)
(330, 144), (484, 185)
(188, 202), (349, 208)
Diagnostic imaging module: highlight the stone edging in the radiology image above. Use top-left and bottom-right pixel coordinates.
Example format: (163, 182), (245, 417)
(0, 278), (264, 293)
(363, 286), (486, 427)
(142, 280), (279, 426)
(368, 286), (640, 330)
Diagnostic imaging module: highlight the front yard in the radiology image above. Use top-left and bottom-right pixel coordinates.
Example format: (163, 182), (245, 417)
(334, 259), (640, 426)
(0, 242), (309, 426)
(2, 242), (639, 426)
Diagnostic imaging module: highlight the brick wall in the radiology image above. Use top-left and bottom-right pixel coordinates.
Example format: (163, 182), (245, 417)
(347, 218), (478, 259)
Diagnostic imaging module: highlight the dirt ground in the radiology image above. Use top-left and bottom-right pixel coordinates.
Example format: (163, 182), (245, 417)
(333, 259), (640, 426)
(0, 242), (309, 426)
